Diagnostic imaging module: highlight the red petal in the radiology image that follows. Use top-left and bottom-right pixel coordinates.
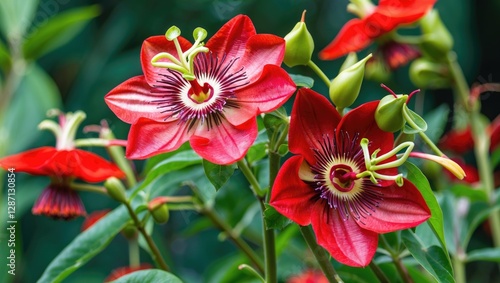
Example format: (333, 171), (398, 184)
(311, 206), (378, 267)
(0, 147), (58, 175)
(141, 35), (193, 86)
(235, 34), (286, 83)
(225, 65), (295, 126)
(81, 209), (111, 231)
(270, 156), (319, 226)
(377, 0), (436, 25)
(105, 76), (165, 124)
(358, 181), (430, 233)
(104, 263), (153, 282)
(205, 15), (256, 62)
(190, 118), (257, 165)
(32, 184), (86, 220)
(338, 101), (394, 157)
(438, 127), (474, 154)
(319, 19), (373, 60)
(289, 89), (341, 164)
(66, 150), (125, 182)
(126, 118), (190, 159)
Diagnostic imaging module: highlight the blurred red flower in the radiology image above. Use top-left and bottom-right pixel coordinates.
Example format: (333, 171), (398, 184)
(287, 269), (328, 283)
(270, 88), (430, 267)
(104, 264), (153, 282)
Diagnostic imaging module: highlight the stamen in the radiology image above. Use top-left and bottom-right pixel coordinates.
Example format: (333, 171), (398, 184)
(380, 83), (398, 98)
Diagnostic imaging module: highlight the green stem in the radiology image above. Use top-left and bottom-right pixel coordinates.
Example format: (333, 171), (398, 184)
(201, 207), (265, 273)
(128, 237), (140, 268)
(452, 254), (466, 283)
(369, 261), (390, 283)
(267, 151), (281, 202)
(101, 129), (137, 188)
(392, 255), (413, 283)
(307, 60), (331, 88)
(260, 199), (277, 283)
(446, 52), (500, 248)
(417, 131), (444, 156)
(70, 183), (107, 194)
(237, 159), (266, 197)
(124, 202), (170, 271)
(299, 226), (343, 283)
(238, 264), (266, 283)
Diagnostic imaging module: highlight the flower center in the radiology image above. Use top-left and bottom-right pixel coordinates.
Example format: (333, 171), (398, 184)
(188, 79), (213, 104)
(330, 164), (358, 192)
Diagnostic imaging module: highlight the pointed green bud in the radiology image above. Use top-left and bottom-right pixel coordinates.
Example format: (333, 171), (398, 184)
(375, 94), (408, 132)
(104, 177), (128, 204)
(329, 53), (372, 110)
(148, 197), (170, 224)
(409, 58), (451, 89)
(283, 11), (314, 67)
(420, 10), (453, 59)
(121, 222), (138, 239)
(339, 52), (358, 72)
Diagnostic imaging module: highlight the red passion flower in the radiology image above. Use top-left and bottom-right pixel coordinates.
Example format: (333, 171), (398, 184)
(105, 15), (296, 165)
(0, 147), (124, 219)
(319, 0), (436, 60)
(104, 263), (153, 282)
(270, 88), (430, 267)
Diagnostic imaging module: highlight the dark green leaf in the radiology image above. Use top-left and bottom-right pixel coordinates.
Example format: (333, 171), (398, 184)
(110, 269), (183, 283)
(0, 40), (10, 70)
(450, 183), (487, 202)
(263, 107), (289, 147)
(264, 204), (291, 230)
(0, 0), (37, 38)
(402, 228), (455, 283)
(463, 202), (498, 249)
(288, 73), (314, 88)
(404, 162), (447, 252)
(142, 143), (192, 174)
(423, 104), (450, 143)
(491, 146), (500, 168)
(203, 159), (236, 191)
(38, 206), (130, 283)
(247, 130), (268, 163)
(23, 5), (100, 60)
(277, 144), (289, 156)
(466, 248), (500, 263)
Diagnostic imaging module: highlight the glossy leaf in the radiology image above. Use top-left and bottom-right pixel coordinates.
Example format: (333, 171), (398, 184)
(288, 73), (314, 88)
(466, 248), (500, 263)
(263, 107), (289, 146)
(402, 227), (455, 283)
(403, 162), (447, 252)
(110, 269), (183, 283)
(423, 104), (450, 143)
(264, 204), (291, 230)
(38, 206), (130, 283)
(247, 130), (268, 163)
(0, 0), (37, 39)
(403, 107), (428, 134)
(23, 5), (100, 60)
(203, 159), (236, 191)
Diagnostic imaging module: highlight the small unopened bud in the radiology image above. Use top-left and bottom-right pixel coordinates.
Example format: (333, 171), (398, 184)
(420, 10), (453, 58)
(283, 11), (315, 67)
(329, 53), (372, 110)
(148, 197), (170, 224)
(409, 58), (450, 89)
(121, 223), (138, 239)
(104, 177), (128, 203)
(410, 152), (466, 180)
(375, 94), (408, 133)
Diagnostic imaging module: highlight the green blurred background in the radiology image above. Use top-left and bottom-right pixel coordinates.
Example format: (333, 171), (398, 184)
(1, 0), (499, 282)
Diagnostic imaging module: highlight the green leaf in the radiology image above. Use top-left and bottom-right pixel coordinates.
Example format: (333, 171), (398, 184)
(263, 204), (292, 230)
(23, 5), (100, 60)
(423, 104), (450, 143)
(0, 0), (37, 39)
(263, 107), (289, 147)
(403, 108), (428, 134)
(402, 227), (455, 283)
(142, 143), (192, 174)
(491, 145), (500, 168)
(0, 40), (11, 70)
(466, 248), (500, 263)
(450, 183), (487, 202)
(246, 130), (268, 163)
(403, 162), (448, 252)
(110, 269), (183, 283)
(203, 159), (236, 191)
(37, 206), (130, 283)
(288, 73), (314, 88)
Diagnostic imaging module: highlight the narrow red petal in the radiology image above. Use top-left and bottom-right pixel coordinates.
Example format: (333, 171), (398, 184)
(67, 150), (125, 182)
(205, 15), (256, 62)
(0, 147), (58, 175)
(358, 181), (430, 233)
(32, 184), (86, 220)
(235, 34), (286, 83)
(105, 76), (165, 124)
(190, 118), (257, 165)
(126, 118), (191, 159)
(141, 35), (193, 86)
(225, 65), (295, 126)
(319, 19), (373, 60)
(376, 0), (436, 25)
(311, 206), (378, 267)
(270, 156), (319, 226)
(81, 209), (111, 231)
(289, 88), (341, 164)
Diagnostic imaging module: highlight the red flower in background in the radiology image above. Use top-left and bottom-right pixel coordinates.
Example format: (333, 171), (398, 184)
(106, 15), (296, 165)
(287, 269), (328, 283)
(270, 88), (430, 267)
(319, 0), (435, 60)
(0, 147), (124, 219)
(104, 263), (153, 282)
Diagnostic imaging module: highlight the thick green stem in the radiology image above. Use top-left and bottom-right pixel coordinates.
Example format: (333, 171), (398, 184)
(101, 130), (137, 188)
(201, 207), (264, 273)
(299, 226), (343, 283)
(124, 202), (170, 271)
(70, 183), (107, 194)
(392, 255), (413, 283)
(307, 60), (331, 88)
(260, 199), (277, 283)
(452, 254), (466, 283)
(446, 52), (500, 248)
(237, 159), (266, 197)
(369, 261), (390, 283)
(128, 237), (140, 268)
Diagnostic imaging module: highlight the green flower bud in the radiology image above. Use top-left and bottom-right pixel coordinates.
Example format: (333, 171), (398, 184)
(121, 222), (138, 239)
(329, 53), (372, 110)
(148, 197), (170, 224)
(104, 177), (128, 203)
(409, 58), (451, 89)
(375, 94), (408, 132)
(339, 52), (358, 72)
(419, 10), (453, 59)
(283, 11), (314, 67)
